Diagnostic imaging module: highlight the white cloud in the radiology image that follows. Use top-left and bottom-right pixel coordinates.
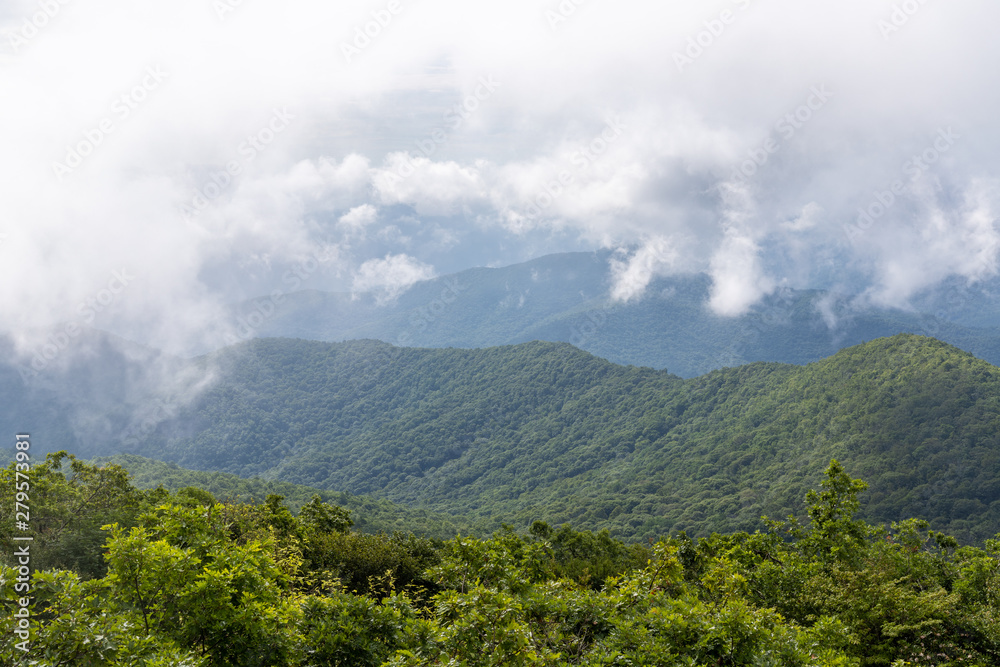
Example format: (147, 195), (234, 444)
(610, 238), (680, 302)
(338, 204), (379, 238)
(709, 229), (775, 317)
(782, 202), (822, 232)
(373, 154), (487, 216)
(865, 178), (1000, 307)
(352, 253), (435, 303)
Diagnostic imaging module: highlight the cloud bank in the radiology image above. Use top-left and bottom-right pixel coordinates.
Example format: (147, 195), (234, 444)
(1, 0), (998, 356)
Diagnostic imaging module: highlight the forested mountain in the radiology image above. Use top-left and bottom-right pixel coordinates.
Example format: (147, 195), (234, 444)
(8, 335), (1000, 665)
(31, 334), (1000, 544)
(229, 251), (1000, 377)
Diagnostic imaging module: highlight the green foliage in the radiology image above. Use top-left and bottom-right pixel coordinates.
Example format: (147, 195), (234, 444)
(176, 486), (217, 508)
(769, 459), (875, 565)
(302, 529), (441, 599)
(527, 521), (650, 588)
(299, 494), (353, 534)
(395, 541), (853, 666)
(679, 463), (1000, 666)
(103, 503), (298, 666)
(0, 566), (204, 666)
(7, 461), (1000, 666)
(0, 451), (159, 578)
(297, 593), (424, 667)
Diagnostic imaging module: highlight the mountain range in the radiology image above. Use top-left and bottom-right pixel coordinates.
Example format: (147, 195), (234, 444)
(7, 252), (1000, 544)
(226, 251), (1000, 377)
(7, 332), (1000, 544)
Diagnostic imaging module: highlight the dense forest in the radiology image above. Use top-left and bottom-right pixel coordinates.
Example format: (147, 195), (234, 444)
(4, 453), (1000, 666)
(80, 334), (1000, 545)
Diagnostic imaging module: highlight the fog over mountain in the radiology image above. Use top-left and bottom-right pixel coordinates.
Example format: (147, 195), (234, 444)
(212, 251), (1000, 377)
(2, 0), (998, 362)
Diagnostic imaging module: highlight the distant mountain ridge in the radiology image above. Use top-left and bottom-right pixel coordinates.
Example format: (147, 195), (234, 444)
(229, 251), (1000, 377)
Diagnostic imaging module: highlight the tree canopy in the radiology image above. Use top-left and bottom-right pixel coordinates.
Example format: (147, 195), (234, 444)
(4, 456), (1000, 665)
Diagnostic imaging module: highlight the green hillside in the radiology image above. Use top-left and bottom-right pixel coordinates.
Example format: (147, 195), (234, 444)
(108, 334), (1000, 544)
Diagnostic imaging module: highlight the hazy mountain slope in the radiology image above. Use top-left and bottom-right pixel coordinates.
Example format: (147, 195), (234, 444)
(237, 251), (612, 348)
(0, 330), (200, 459)
(233, 251), (1000, 376)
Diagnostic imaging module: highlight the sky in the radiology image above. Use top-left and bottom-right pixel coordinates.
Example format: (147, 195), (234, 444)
(2, 0), (998, 355)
